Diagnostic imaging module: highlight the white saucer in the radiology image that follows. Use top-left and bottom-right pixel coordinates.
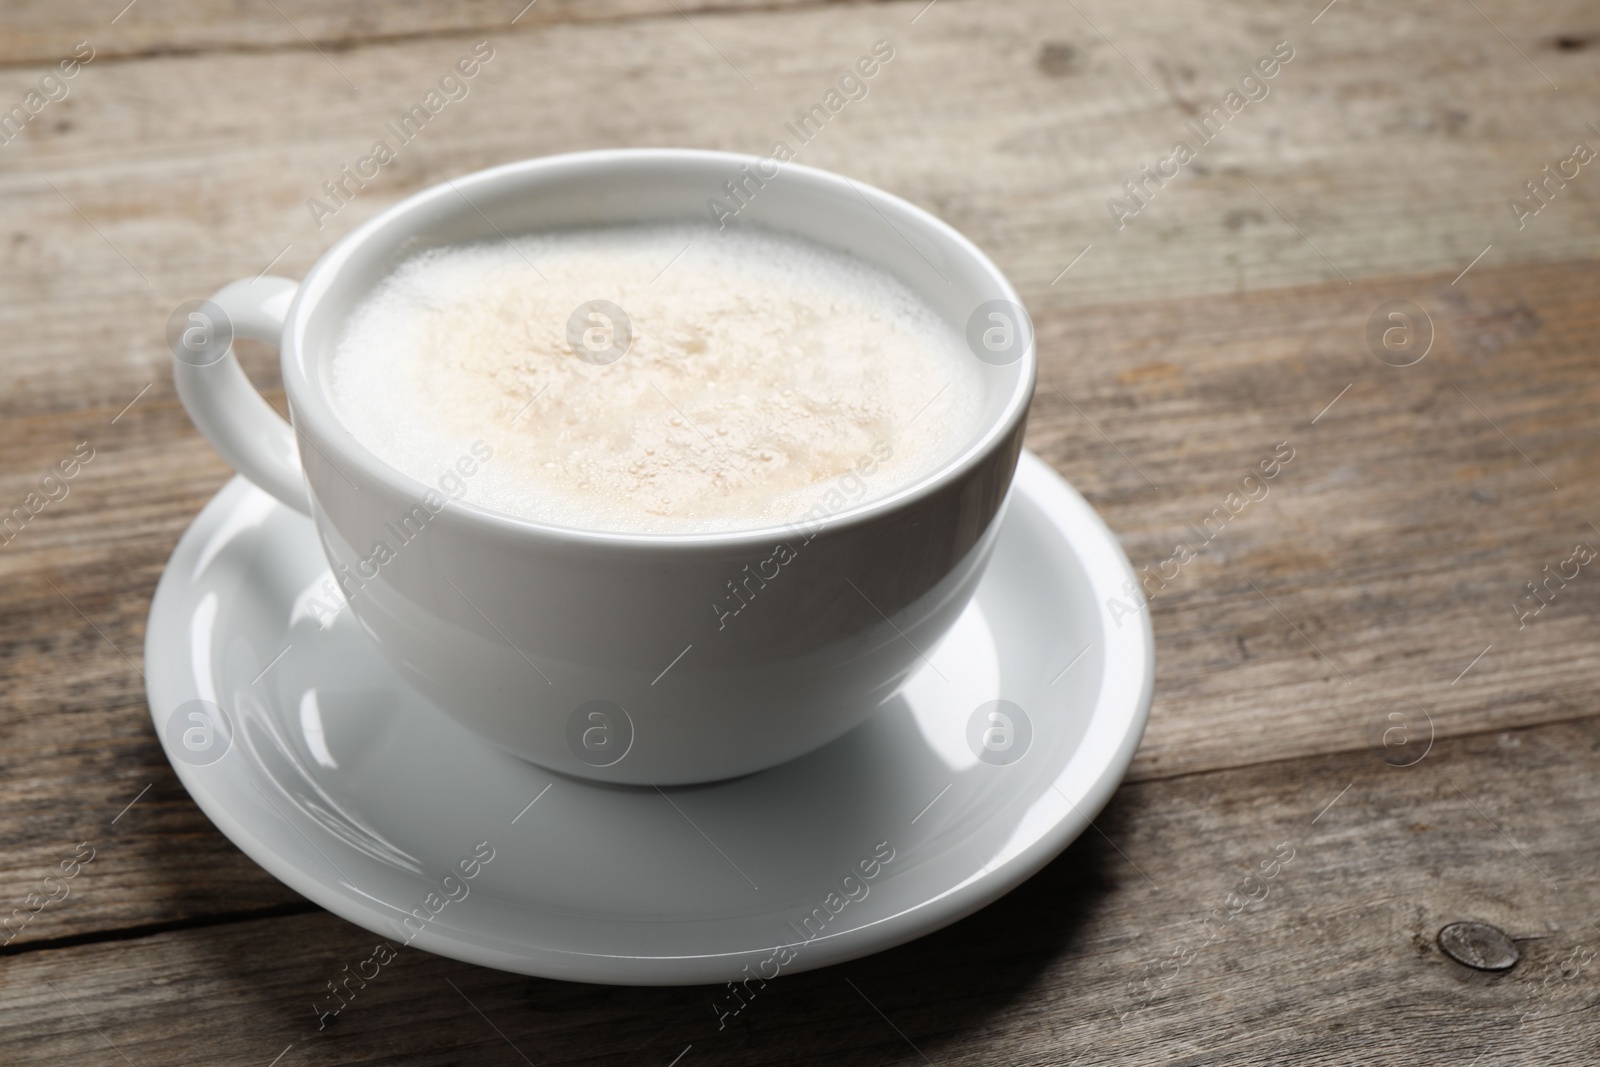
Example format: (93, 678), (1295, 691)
(145, 451), (1153, 986)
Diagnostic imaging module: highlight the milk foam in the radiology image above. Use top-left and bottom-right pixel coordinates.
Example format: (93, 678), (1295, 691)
(330, 225), (985, 534)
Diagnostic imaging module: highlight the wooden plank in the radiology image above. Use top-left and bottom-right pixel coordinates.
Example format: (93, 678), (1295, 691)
(0, 0), (831, 67)
(1034, 255), (1600, 781)
(1, 254), (1597, 949)
(2, 0), (1599, 415)
(2, 713), (1597, 1065)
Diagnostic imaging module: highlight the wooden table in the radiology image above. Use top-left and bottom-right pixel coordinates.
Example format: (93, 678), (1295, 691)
(4, 0), (1599, 1062)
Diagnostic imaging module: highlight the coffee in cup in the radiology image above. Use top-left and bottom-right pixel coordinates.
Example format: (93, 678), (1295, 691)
(330, 225), (985, 534)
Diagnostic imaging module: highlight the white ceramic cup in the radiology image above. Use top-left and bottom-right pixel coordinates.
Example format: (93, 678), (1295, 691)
(173, 149), (1035, 784)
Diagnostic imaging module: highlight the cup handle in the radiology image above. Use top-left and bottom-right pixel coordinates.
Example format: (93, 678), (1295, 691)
(172, 276), (313, 515)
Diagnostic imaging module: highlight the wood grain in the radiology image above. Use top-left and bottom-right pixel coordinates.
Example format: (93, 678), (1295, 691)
(2, 0), (1599, 1062)
(1036, 255), (1600, 781)
(0, 0), (834, 67)
(4, 715), (1598, 1065)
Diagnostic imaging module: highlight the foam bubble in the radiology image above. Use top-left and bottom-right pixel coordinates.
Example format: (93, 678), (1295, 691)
(330, 225), (985, 534)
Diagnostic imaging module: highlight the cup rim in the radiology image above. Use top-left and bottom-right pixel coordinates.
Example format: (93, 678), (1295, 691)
(283, 147), (1036, 549)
